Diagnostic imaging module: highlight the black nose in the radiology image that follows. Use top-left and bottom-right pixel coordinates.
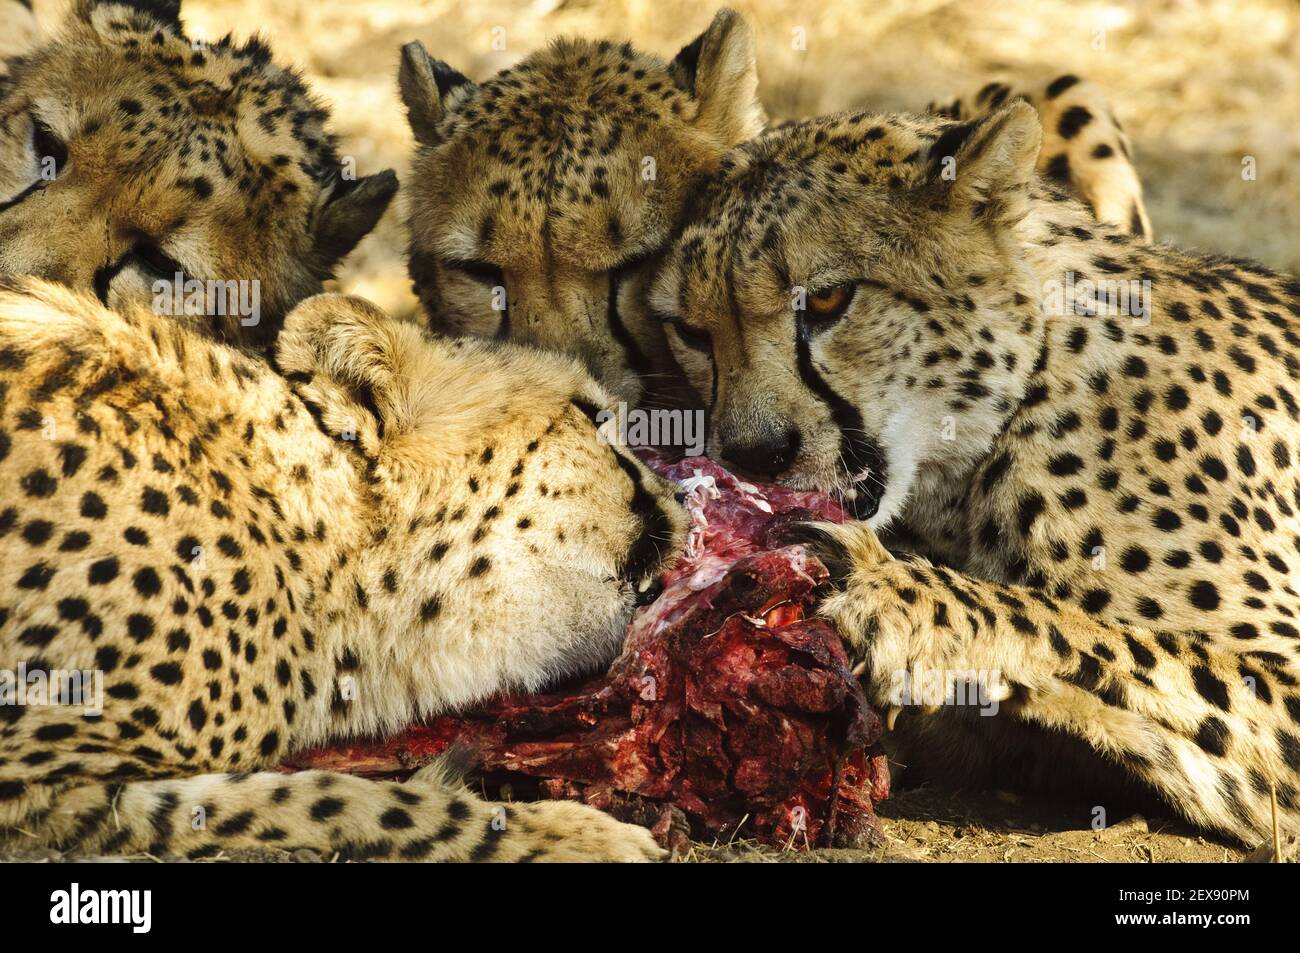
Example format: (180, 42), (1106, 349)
(719, 428), (801, 478)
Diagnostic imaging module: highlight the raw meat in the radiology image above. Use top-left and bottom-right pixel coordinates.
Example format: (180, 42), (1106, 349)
(288, 455), (889, 849)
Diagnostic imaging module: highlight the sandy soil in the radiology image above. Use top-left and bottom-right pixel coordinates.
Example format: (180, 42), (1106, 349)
(693, 788), (1251, 863)
(13, 0), (1298, 864)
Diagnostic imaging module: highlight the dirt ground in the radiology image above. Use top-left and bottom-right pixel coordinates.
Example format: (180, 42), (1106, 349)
(693, 788), (1251, 863)
(12, 0), (1298, 864)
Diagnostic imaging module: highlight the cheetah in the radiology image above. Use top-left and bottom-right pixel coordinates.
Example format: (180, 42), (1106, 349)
(0, 0), (397, 345)
(649, 101), (1300, 846)
(399, 9), (763, 408)
(399, 8), (1150, 411)
(0, 276), (683, 861)
(930, 75), (1151, 241)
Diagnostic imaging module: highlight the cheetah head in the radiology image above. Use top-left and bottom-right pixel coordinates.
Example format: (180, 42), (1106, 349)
(0, 0), (397, 346)
(652, 102), (1049, 528)
(398, 8), (763, 406)
(274, 294), (689, 692)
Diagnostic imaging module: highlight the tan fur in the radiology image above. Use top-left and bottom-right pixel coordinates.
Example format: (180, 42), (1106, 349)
(0, 0), (395, 345)
(0, 0), (40, 74)
(655, 101), (1300, 846)
(0, 276), (684, 860)
(400, 8), (763, 405)
(930, 74), (1152, 240)
(401, 12), (1150, 416)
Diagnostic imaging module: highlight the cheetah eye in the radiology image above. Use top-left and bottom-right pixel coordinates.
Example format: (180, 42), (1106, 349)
(803, 282), (857, 325)
(667, 318), (711, 353)
(133, 240), (185, 280)
(31, 118), (68, 178)
(445, 258), (504, 287)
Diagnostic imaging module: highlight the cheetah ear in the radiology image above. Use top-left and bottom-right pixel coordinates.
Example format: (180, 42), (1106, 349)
(278, 293), (505, 469)
(312, 170), (399, 269)
(929, 100), (1041, 228)
(671, 8), (765, 145)
(399, 41), (475, 146)
(78, 0), (183, 32)
(274, 294), (416, 454)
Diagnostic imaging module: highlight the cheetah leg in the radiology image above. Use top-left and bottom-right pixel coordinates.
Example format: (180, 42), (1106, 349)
(7, 768), (664, 862)
(796, 521), (1298, 845)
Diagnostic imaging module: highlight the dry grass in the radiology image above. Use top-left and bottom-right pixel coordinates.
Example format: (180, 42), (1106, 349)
(34, 0), (1300, 318)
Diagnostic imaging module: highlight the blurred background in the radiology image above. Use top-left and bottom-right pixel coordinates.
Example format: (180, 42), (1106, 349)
(31, 0), (1300, 319)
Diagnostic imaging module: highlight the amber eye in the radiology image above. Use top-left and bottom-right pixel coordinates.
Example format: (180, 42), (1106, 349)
(804, 282), (857, 323)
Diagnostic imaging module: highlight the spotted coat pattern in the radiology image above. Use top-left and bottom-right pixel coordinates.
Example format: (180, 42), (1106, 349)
(653, 102), (1300, 845)
(0, 0), (395, 345)
(0, 278), (682, 860)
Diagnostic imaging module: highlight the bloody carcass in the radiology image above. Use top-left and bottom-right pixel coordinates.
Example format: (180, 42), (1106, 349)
(288, 455), (889, 849)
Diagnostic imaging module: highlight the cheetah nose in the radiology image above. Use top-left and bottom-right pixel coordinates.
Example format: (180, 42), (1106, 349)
(719, 428), (802, 478)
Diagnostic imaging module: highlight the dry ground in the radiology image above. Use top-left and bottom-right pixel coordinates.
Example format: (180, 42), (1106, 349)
(16, 0), (1299, 863)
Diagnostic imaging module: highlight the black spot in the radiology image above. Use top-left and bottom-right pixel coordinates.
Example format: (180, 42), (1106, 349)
(127, 613), (154, 642)
(1192, 665), (1231, 711)
(21, 469), (57, 498)
(17, 563), (55, 590)
(1044, 153), (1070, 184)
(1188, 580), (1220, 610)
(1056, 105), (1092, 139)
(310, 797), (345, 821)
(149, 662), (182, 685)
(141, 487), (169, 516)
(1047, 454), (1083, 476)
(1119, 546), (1150, 573)
(133, 567), (163, 598)
(1193, 716), (1230, 757)
(1080, 589), (1110, 613)
(380, 808), (414, 830)
(88, 557), (119, 585)
(1016, 493), (1046, 535)
(1045, 74), (1080, 98)
(81, 491), (108, 519)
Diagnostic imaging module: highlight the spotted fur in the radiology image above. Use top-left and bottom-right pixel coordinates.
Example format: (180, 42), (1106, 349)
(930, 73), (1152, 240)
(0, 0), (396, 345)
(654, 102), (1300, 845)
(400, 9), (764, 406)
(0, 277), (683, 860)
(401, 9), (1151, 415)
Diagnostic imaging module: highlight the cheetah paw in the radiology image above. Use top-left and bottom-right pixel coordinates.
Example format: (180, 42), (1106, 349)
(510, 799), (668, 862)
